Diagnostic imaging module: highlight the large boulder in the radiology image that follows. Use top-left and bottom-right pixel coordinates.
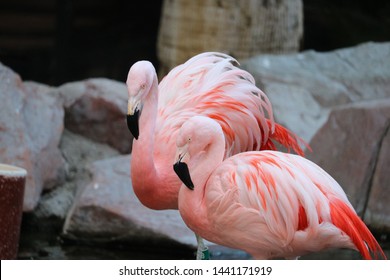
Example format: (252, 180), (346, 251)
(307, 99), (390, 229)
(0, 63), (64, 211)
(23, 81), (65, 192)
(365, 122), (390, 232)
(58, 78), (132, 154)
(242, 42), (390, 143)
(34, 130), (120, 220)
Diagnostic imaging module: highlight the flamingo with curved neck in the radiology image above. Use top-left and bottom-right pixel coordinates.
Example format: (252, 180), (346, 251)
(127, 61), (179, 209)
(173, 116), (386, 260)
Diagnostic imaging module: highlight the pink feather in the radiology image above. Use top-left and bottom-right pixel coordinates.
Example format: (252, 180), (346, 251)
(127, 52), (306, 210)
(175, 116), (386, 260)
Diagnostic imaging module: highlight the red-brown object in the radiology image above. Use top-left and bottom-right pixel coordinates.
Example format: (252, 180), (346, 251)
(0, 164), (26, 259)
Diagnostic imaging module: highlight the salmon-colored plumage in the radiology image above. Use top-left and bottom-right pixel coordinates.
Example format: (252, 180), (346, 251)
(298, 205), (308, 231)
(329, 198), (385, 260)
(175, 116), (386, 260)
(126, 52), (305, 210)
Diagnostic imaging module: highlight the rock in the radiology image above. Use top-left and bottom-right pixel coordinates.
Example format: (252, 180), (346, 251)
(58, 78), (132, 154)
(34, 130), (120, 220)
(23, 81), (65, 191)
(63, 155), (200, 248)
(363, 119), (390, 232)
(59, 130), (120, 182)
(307, 99), (390, 228)
(0, 63), (64, 211)
(241, 42), (390, 143)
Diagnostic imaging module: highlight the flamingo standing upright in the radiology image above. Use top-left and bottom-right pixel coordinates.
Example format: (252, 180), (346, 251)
(126, 52), (306, 259)
(173, 116), (386, 260)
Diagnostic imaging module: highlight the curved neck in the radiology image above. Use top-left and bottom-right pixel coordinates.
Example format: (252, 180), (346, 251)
(136, 75), (159, 149)
(178, 132), (225, 232)
(131, 75), (161, 200)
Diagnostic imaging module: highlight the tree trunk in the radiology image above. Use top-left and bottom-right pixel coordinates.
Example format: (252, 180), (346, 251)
(157, 0), (303, 75)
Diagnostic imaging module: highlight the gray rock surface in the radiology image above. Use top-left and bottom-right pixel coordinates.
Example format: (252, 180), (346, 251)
(307, 99), (390, 230)
(34, 130), (120, 220)
(365, 122), (390, 232)
(0, 64), (64, 211)
(58, 78), (133, 154)
(242, 42), (390, 143)
(63, 155), (201, 248)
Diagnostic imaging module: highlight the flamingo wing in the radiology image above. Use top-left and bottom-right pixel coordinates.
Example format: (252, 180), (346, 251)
(155, 52), (305, 157)
(204, 151), (386, 259)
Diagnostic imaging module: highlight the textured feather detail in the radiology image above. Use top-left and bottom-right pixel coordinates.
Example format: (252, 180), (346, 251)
(297, 204), (308, 231)
(330, 197), (387, 260)
(155, 53), (272, 155)
(156, 52), (305, 157)
(130, 52), (309, 211)
(204, 150), (386, 259)
(174, 113), (387, 259)
(262, 120), (310, 156)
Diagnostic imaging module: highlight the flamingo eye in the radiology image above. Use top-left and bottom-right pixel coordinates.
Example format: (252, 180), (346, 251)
(140, 83), (146, 90)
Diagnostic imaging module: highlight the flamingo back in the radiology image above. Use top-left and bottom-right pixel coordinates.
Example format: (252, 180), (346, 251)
(203, 151), (385, 259)
(155, 52), (278, 158)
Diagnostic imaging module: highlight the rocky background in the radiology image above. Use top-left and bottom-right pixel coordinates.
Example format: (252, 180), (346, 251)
(0, 0), (389, 259)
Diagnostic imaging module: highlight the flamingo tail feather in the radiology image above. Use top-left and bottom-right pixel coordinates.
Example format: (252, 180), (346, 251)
(330, 198), (387, 260)
(263, 120), (310, 157)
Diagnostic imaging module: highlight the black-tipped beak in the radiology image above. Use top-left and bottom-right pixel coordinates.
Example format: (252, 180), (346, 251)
(127, 109), (140, 140)
(173, 161), (194, 190)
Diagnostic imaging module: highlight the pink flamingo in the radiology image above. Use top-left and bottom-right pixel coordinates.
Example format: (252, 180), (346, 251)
(126, 52), (306, 259)
(173, 116), (386, 260)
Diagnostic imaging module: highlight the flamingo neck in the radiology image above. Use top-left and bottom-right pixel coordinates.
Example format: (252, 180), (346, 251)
(131, 75), (162, 207)
(178, 132), (225, 234)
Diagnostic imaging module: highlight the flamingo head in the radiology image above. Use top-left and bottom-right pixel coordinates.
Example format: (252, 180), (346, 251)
(173, 124), (194, 190)
(126, 60), (156, 139)
(173, 130), (194, 190)
(173, 116), (223, 190)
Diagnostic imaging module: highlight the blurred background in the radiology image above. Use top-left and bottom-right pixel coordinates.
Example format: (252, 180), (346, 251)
(1, 0), (389, 85)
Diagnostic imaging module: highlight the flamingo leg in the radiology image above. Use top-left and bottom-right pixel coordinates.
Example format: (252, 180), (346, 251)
(195, 234), (210, 260)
